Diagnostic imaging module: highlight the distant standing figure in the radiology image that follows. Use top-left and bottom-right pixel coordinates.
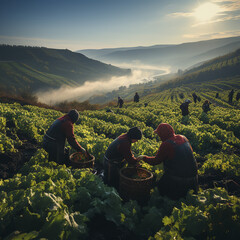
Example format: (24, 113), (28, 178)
(215, 92), (219, 98)
(192, 93), (198, 103)
(180, 99), (191, 116)
(202, 100), (211, 113)
(117, 97), (124, 108)
(179, 93), (184, 99)
(236, 92), (240, 101)
(134, 92), (140, 103)
(228, 89), (234, 104)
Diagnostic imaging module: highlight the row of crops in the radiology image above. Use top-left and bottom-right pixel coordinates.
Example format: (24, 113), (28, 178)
(0, 89), (240, 239)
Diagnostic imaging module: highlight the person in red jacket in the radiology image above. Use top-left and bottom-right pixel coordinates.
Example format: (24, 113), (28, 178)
(104, 127), (142, 189)
(138, 123), (198, 200)
(43, 109), (86, 164)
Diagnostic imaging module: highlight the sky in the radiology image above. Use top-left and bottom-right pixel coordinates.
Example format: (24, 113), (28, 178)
(1, 0), (240, 51)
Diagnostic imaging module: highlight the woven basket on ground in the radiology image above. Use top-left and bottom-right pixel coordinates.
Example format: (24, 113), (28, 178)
(69, 152), (95, 169)
(119, 167), (153, 203)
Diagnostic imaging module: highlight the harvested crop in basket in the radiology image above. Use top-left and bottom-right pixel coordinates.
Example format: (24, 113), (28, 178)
(72, 153), (87, 162)
(130, 172), (146, 179)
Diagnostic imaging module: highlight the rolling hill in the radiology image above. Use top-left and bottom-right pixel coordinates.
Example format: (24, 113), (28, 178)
(77, 44), (175, 60)
(77, 36), (240, 71)
(88, 48), (240, 104)
(0, 45), (131, 94)
(156, 48), (240, 91)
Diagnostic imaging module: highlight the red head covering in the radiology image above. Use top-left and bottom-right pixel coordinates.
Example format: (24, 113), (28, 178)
(154, 123), (175, 141)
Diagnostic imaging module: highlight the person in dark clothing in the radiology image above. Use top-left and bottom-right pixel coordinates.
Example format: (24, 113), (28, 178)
(180, 99), (191, 116)
(138, 123), (198, 200)
(236, 92), (240, 101)
(192, 93), (198, 103)
(103, 127), (142, 189)
(202, 100), (211, 113)
(179, 93), (184, 99)
(117, 97), (124, 108)
(134, 92), (140, 103)
(228, 89), (234, 104)
(43, 109), (86, 165)
(215, 92), (219, 98)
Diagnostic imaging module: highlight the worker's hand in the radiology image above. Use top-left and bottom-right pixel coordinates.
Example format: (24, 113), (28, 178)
(137, 155), (147, 161)
(129, 162), (141, 168)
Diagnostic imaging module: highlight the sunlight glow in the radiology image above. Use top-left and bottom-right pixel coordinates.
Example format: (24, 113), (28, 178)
(193, 2), (221, 22)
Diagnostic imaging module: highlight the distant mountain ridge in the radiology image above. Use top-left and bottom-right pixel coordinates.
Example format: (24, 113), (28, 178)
(77, 44), (175, 60)
(0, 45), (131, 94)
(77, 36), (240, 71)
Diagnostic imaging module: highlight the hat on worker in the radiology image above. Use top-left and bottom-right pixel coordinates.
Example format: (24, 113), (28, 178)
(127, 127), (142, 140)
(185, 99), (192, 103)
(67, 109), (79, 123)
(154, 123), (175, 141)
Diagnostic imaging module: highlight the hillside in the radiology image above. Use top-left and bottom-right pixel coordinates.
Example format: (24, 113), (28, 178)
(0, 45), (131, 94)
(88, 73), (176, 104)
(1, 46), (240, 240)
(78, 36), (240, 71)
(156, 48), (240, 92)
(88, 48), (240, 105)
(189, 40), (240, 66)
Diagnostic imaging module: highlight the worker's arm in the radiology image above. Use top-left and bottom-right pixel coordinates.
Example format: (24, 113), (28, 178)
(62, 121), (85, 153)
(118, 141), (137, 164)
(143, 142), (174, 165)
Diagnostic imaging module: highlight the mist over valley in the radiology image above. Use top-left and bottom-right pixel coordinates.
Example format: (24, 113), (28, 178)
(1, 36), (240, 105)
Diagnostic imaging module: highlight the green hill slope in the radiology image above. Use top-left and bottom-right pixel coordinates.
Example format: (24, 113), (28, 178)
(88, 48), (240, 105)
(0, 45), (131, 93)
(78, 36), (240, 70)
(156, 48), (240, 91)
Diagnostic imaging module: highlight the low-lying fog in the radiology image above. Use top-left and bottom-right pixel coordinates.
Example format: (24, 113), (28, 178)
(36, 63), (171, 105)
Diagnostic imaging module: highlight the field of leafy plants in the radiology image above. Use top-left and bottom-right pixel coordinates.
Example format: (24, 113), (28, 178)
(0, 89), (240, 240)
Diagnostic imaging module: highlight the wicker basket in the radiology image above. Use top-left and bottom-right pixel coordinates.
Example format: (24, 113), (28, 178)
(69, 152), (95, 169)
(119, 167), (153, 203)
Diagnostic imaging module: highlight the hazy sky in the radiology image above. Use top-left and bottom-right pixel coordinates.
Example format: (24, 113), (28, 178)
(1, 0), (240, 51)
